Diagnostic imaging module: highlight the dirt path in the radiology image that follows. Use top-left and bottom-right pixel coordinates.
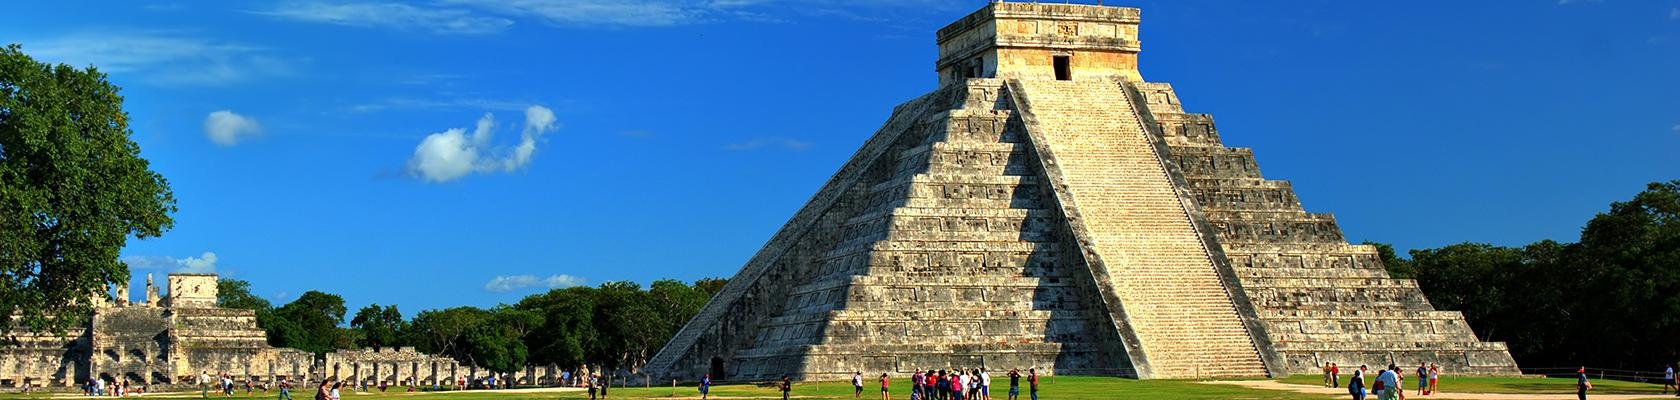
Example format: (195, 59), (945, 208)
(1207, 380), (1669, 400)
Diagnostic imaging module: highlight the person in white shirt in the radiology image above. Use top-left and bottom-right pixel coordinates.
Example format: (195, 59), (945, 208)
(980, 369), (992, 400)
(1665, 365), (1676, 394)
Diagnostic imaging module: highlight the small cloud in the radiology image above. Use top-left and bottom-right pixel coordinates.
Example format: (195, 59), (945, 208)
(1671, 123), (1679, 133)
(1670, 7), (1679, 19)
(405, 105), (558, 183)
(483, 274), (586, 293)
(270, 291), (294, 302)
(123, 251), (219, 273)
(725, 136), (813, 151)
(255, 1), (513, 35)
(203, 110), (262, 146)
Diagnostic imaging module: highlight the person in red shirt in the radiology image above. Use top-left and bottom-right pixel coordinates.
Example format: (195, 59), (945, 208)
(880, 373), (890, 400)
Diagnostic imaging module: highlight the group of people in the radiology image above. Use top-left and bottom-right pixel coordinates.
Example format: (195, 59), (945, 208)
(1337, 363), (1443, 400)
(726, 368), (1040, 400)
(84, 376), (145, 397)
(197, 371), (274, 398)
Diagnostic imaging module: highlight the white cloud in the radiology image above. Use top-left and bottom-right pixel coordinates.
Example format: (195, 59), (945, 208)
(1671, 123), (1679, 133)
(405, 105), (559, 183)
(725, 136), (813, 151)
(255, 1), (513, 34)
(21, 32), (290, 86)
(123, 251), (219, 273)
(1671, 7), (1679, 19)
(484, 274), (586, 293)
(203, 110), (262, 146)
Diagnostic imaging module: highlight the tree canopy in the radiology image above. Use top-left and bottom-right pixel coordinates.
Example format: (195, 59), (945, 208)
(1392, 180), (1680, 369)
(0, 44), (177, 337)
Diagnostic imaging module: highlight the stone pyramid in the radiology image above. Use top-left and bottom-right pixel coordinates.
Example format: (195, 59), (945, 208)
(646, 2), (1520, 380)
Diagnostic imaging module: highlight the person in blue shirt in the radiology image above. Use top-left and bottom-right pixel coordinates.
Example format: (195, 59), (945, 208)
(699, 374), (711, 400)
(1577, 367), (1592, 400)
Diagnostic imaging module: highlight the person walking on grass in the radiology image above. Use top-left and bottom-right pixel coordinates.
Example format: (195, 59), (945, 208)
(1416, 363), (1429, 396)
(1325, 362), (1335, 388)
(980, 368), (991, 400)
(1577, 367), (1592, 400)
(1374, 365), (1397, 400)
(313, 380), (329, 400)
(699, 374), (711, 400)
(855, 371), (866, 398)
(1666, 364), (1676, 395)
(1332, 363), (1341, 388)
(278, 378), (293, 400)
(780, 375), (792, 400)
(880, 373), (891, 400)
(1348, 365), (1366, 400)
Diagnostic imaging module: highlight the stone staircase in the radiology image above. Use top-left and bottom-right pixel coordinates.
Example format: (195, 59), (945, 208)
(1133, 81), (1521, 375)
(1009, 79), (1269, 378)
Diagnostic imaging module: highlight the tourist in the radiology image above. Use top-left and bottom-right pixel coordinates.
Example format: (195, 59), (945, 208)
(1427, 363), (1439, 395)
(952, 370), (965, 400)
(1577, 367), (1592, 400)
(780, 374), (792, 400)
(586, 373), (597, 400)
(1393, 366), (1405, 400)
(1325, 362), (1335, 388)
(1416, 363), (1428, 396)
(279, 378), (293, 400)
(1374, 365), (1397, 400)
(314, 380), (330, 400)
(700, 374), (711, 400)
(1027, 369), (1039, 400)
(1007, 369), (1020, 400)
(935, 370), (946, 400)
(980, 368), (990, 400)
(1332, 363), (1341, 388)
(1348, 365), (1366, 400)
(970, 369), (981, 400)
(855, 371), (865, 398)
(330, 381), (342, 400)
(911, 369), (924, 400)
(246, 378), (254, 395)
(880, 373), (891, 400)
(1665, 364), (1675, 394)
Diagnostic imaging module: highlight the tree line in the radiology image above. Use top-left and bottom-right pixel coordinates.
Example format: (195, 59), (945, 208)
(216, 278), (726, 375)
(1371, 180), (1680, 370)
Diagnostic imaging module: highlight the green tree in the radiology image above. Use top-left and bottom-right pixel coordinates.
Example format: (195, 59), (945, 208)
(351, 303), (407, 349)
(272, 290), (350, 355)
(1362, 241), (1414, 279)
(0, 44), (177, 337)
(217, 279), (272, 311)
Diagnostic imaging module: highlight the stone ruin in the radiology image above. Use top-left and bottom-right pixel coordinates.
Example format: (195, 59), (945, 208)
(0, 272), (568, 391)
(646, 2), (1521, 381)
(0, 273), (313, 388)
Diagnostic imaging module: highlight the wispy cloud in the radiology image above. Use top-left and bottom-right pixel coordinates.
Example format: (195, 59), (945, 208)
(19, 31), (291, 86)
(725, 136), (812, 151)
(255, 1), (513, 34)
(351, 97), (532, 113)
(1670, 7), (1679, 19)
(1671, 123), (1679, 134)
(123, 251), (220, 273)
(260, 0), (960, 31)
(484, 274), (586, 292)
(405, 105), (558, 183)
(204, 110), (263, 146)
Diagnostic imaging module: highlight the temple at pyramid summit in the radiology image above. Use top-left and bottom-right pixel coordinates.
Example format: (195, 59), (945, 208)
(646, 2), (1520, 380)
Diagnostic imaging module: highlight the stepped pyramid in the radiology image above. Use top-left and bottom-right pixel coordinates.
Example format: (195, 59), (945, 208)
(646, 2), (1520, 380)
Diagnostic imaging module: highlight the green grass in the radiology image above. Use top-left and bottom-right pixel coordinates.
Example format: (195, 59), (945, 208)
(1278, 373), (1668, 395)
(0, 376), (1337, 399)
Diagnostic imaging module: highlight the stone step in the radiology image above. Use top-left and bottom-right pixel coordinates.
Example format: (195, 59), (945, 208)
(1012, 79), (1269, 379)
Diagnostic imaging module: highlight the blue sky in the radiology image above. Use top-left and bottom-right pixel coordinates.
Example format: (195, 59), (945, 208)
(4, 0), (1676, 313)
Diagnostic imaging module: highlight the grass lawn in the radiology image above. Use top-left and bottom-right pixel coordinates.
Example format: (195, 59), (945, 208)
(0, 376), (1337, 399)
(1278, 373), (1668, 395)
